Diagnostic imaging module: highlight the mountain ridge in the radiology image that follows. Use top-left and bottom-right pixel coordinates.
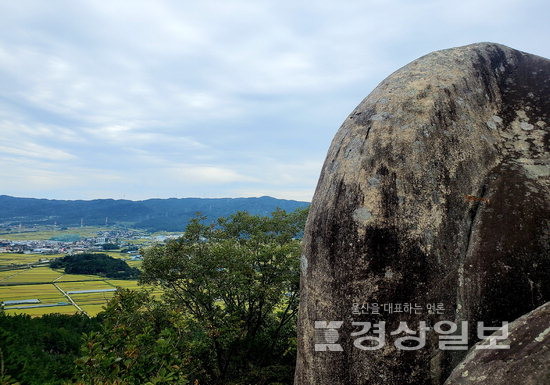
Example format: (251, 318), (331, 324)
(0, 195), (310, 231)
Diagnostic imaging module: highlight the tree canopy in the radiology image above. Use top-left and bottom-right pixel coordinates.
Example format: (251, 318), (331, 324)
(75, 208), (308, 385)
(50, 253), (140, 279)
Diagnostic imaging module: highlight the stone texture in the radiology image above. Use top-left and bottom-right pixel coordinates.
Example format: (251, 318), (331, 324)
(295, 43), (550, 385)
(443, 302), (550, 385)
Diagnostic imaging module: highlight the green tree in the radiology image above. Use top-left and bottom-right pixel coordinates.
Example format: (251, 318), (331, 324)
(50, 253), (140, 279)
(0, 313), (98, 385)
(75, 208), (307, 385)
(1, 347), (21, 385)
(75, 289), (190, 385)
(140, 209), (307, 384)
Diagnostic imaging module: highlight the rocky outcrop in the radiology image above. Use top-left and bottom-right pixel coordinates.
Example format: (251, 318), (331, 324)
(443, 302), (550, 385)
(295, 43), (549, 385)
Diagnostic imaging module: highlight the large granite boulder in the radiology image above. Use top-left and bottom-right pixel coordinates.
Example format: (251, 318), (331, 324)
(295, 43), (550, 385)
(443, 302), (550, 385)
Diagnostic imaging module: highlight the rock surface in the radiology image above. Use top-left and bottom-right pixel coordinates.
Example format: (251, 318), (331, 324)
(295, 43), (550, 385)
(443, 302), (550, 385)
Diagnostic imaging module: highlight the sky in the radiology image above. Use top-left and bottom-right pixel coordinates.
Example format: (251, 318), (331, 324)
(1, 1), (548, 202)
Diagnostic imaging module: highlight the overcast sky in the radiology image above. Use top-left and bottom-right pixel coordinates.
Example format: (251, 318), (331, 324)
(1, 0), (548, 201)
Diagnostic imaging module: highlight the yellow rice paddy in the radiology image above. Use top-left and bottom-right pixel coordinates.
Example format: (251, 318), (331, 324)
(0, 247), (159, 317)
(0, 268), (151, 317)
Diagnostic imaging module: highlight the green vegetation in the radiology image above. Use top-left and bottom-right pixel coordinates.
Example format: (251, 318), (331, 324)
(0, 253), (64, 266)
(101, 243), (120, 250)
(0, 208), (308, 385)
(0, 227), (107, 241)
(76, 289), (191, 385)
(0, 313), (99, 385)
(0, 195), (309, 231)
(120, 245), (139, 253)
(76, 209), (307, 385)
(0, 255), (152, 317)
(50, 253), (140, 279)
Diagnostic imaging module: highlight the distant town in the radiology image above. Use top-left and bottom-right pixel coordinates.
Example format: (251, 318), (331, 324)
(0, 226), (182, 267)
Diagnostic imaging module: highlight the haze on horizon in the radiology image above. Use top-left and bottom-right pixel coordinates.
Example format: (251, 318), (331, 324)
(1, 0), (548, 202)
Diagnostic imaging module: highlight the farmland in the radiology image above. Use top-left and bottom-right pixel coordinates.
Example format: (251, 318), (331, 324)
(0, 252), (61, 265)
(1, 261), (162, 317)
(0, 226), (167, 317)
(0, 226), (120, 241)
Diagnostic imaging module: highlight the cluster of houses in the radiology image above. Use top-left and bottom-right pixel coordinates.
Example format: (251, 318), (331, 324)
(0, 229), (154, 259)
(0, 228), (185, 267)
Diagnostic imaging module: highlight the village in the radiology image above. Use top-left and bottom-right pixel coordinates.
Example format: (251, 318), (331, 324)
(0, 227), (182, 268)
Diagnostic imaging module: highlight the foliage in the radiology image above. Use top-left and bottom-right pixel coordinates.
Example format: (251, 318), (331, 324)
(120, 246), (139, 253)
(1, 348), (20, 385)
(0, 313), (99, 385)
(0, 209), (307, 385)
(101, 244), (120, 251)
(75, 289), (190, 385)
(50, 253), (140, 279)
(77, 208), (308, 385)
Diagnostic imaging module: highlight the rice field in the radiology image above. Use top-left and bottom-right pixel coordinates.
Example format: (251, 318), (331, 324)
(0, 252), (62, 265)
(1, 284), (78, 316)
(0, 266), (158, 317)
(0, 270), (25, 281)
(0, 228), (160, 317)
(57, 280), (114, 292)
(71, 291), (116, 310)
(0, 226), (107, 241)
(126, 260), (142, 268)
(55, 273), (105, 281)
(1, 267), (64, 284)
(5, 305), (78, 316)
(78, 304), (108, 314)
(106, 279), (142, 289)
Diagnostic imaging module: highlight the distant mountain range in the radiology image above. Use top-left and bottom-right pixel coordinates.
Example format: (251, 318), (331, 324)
(0, 195), (309, 232)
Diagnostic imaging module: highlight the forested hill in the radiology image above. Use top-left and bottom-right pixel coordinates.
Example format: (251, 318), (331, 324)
(0, 195), (309, 231)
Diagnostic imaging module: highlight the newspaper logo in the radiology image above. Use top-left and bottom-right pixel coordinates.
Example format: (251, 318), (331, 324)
(314, 321), (343, 351)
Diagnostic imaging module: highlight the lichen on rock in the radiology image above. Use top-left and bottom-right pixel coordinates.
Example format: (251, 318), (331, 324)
(443, 302), (550, 385)
(295, 43), (550, 385)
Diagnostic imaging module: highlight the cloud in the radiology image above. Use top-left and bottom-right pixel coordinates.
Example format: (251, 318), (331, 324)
(169, 165), (258, 184)
(0, 0), (548, 200)
(0, 142), (75, 161)
(0, 155), (124, 196)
